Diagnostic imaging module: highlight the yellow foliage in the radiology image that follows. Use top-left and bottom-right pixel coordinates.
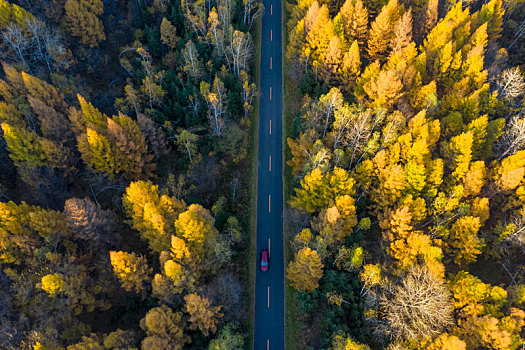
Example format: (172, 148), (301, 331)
(41, 273), (64, 296)
(110, 251), (152, 295)
(427, 158), (444, 190)
(367, 0), (403, 61)
(400, 195), (427, 223)
(363, 69), (404, 110)
(290, 167), (355, 213)
(447, 131), (474, 185)
(470, 197), (490, 225)
(447, 216), (483, 267)
(424, 333), (466, 350)
(0, 0), (33, 29)
(1, 123), (47, 166)
(184, 293), (223, 336)
(123, 181), (185, 252)
(77, 94), (107, 130)
(360, 264), (381, 286)
(287, 247), (324, 292)
(388, 205), (413, 240)
(174, 204), (218, 257)
(389, 231), (444, 277)
(65, 0), (105, 47)
(164, 259), (183, 284)
(463, 161), (486, 196)
(493, 150), (525, 191)
(410, 80), (437, 109)
(459, 314), (513, 350)
(82, 128), (119, 177)
(160, 18), (178, 49)
(448, 270), (507, 315)
(170, 236), (191, 260)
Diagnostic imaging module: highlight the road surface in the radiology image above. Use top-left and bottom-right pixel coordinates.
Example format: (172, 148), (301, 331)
(253, 0), (284, 348)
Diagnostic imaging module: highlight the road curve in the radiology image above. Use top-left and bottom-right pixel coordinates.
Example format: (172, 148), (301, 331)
(253, 0), (284, 347)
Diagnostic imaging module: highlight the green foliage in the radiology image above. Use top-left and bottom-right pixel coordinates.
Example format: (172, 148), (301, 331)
(208, 323), (244, 350)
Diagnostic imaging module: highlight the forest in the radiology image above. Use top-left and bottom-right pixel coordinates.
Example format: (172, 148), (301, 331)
(0, 0), (260, 349)
(284, 0), (525, 348)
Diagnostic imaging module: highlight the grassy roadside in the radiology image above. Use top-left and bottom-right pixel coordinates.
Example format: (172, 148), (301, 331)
(282, 2), (303, 349)
(247, 14), (262, 350)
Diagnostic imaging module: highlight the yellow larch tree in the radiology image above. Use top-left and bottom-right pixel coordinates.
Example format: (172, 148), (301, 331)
(123, 181), (186, 253)
(336, 0), (368, 48)
(304, 3), (334, 75)
(290, 167), (355, 213)
(41, 273), (64, 296)
(340, 40), (361, 95)
(160, 18), (179, 50)
(445, 131), (474, 186)
(184, 293), (223, 336)
(423, 333), (466, 350)
(0, 123), (47, 166)
(110, 251), (152, 297)
(287, 247), (324, 292)
(389, 231), (445, 277)
(65, 0), (105, 47)
(363, 68), (404, 110)
(367, 0), (404, 61)
(463, 161), (486, 196)
(319, 36), (342, 84)
(493, 150), (525, 192)
(174, 204), (218, 258)
(446, 216), (483, 267)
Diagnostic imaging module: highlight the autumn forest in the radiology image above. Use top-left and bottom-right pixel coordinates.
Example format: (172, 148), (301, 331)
(0, 0), (259, 348)
(284, 0), (525, 348)
(0, 0), (525, 348)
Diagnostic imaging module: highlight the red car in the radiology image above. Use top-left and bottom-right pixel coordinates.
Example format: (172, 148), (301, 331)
(260, 249), (269, 271)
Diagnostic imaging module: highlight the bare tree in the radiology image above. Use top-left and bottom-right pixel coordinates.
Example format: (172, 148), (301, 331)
(497, 67), (525, 102)
(201, 76), (227, 137)
(496, 116), (525, 160)
(182, 40), (204, 81)
(25, 18), (70, 73)
(203, 273), (244, 320)
(507, 17), (525, 51)
(243, 0), (263, 30)
(208, 8), (226, 59)
(1, 24), (32, 71)
(331, 105), (353, 150)
(119, 47), (165, 110)
(218, 0), (235, 31)
(227, 30), (253, 76)
(188, 93), (200, 117)
(319, 88), (344, 139)
(501, 209), (525, 255)
(346, 108), (375, 169)
(240, 70), (257, 118)
(182, 0), (210, 43)
(376, 266), (453, 342)
(0, 19), (71, 73)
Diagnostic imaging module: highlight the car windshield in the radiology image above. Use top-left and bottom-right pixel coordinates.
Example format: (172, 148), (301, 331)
(262, 261), (268, 265)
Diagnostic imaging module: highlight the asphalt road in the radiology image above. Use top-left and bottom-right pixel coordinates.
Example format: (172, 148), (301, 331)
(253, 0), (284, 348)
